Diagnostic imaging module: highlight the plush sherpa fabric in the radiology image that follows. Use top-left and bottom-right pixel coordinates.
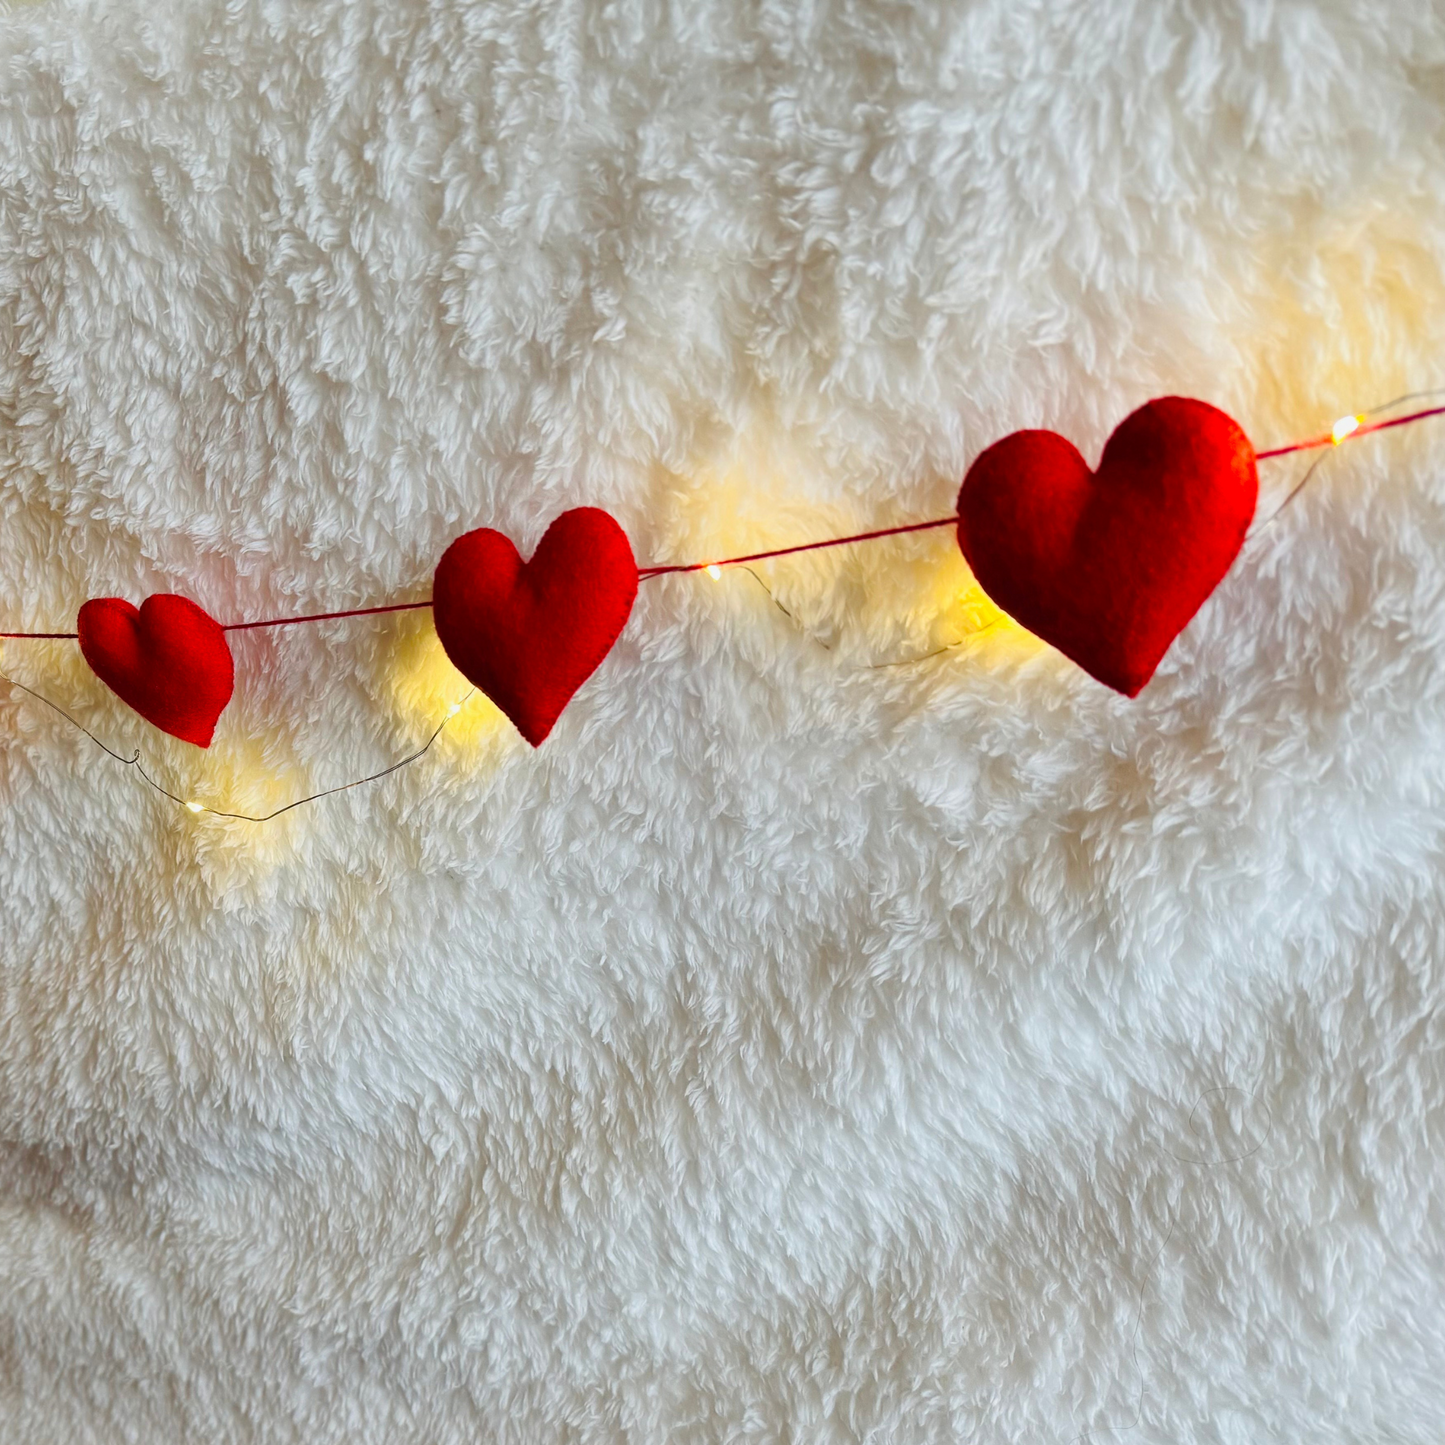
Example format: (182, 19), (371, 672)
(956, 397), (1259, 697)
(2, 1), (1445, 1441)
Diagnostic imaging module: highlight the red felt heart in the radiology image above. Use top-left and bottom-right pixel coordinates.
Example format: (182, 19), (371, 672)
(77, 594), (235, 747)
(432, 507), (638, 746)
(956, 395), (1258, 696)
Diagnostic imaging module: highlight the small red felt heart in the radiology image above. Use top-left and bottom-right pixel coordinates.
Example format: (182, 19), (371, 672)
(432, 508), (638, 746)
(77, 594), (235, 747)
(956, 396), (1258, 696)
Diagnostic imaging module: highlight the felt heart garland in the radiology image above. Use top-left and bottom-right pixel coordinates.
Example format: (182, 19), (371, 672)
(956, 396), (1259, 695)
(22, 392), (1439, 778)
(77, 594), (234, 747)
(432, 507), (638, 746)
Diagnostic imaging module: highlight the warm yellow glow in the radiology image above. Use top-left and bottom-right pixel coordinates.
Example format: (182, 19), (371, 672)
(1248, 184), (1440, 474)
(656, 436), (851, 621)
(185, 800), (205, 813)
(386, 623), (509, 750)
(659, 427), (1030, 675)
(1331, 414), (1362, 444)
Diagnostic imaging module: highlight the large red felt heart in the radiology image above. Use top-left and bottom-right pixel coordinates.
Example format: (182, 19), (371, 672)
(77, 594), (235, 747)
(432, 507), (638, 746)
(956, 396), (1258, 696)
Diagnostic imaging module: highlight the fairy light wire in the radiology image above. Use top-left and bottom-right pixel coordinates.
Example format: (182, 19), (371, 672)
(1251, 388), (1445, 532)
(1254, 400), (1445, 459)
(0, 392), (1442, 818)
(0, 661), (474, 823)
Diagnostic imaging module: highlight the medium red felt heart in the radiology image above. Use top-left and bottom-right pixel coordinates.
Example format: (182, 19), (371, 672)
(77, 594), (235, 747)
(432, 507), (638, 746)
(956, 395), (1258, 696)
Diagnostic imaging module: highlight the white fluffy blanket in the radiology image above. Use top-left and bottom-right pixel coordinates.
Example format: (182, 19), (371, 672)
(2, 1), (1444, 1440)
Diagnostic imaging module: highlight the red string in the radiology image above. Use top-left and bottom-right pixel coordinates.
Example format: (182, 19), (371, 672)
(1254, 402), (1445, 459)
(221, 599), (432, 631)
(3, 402), (1442, 640)
(1255, 433), (1337, 460)
(636, 515), (960, 578)
(0, 602), (433, 640)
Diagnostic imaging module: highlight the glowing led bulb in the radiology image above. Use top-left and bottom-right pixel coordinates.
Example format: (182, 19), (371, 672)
(1331, 414), (1362, 445)
(706, 563), (723, 579)
(447, 701), (462, 717)
(185, 800), (204, 814)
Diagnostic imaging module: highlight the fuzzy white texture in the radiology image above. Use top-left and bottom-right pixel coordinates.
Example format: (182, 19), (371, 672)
(1, 0), (1444, 1440)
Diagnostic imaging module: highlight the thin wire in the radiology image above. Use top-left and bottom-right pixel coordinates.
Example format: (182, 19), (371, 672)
(142, 702), (467, 821)
(0, 663), (472, 823)
(868, 642), (965, 669)
(1065, 1221), (1176, 1445)
(737, 562), (984, 669)
(1361, 386), (1445, 416)
(1254, 401), (1445, 459)
(739, 558), (977, 668)
(1250, 388), (1445, 534)
(1346, 402), (1445, 443)
(739, 566), (833, 649)
(1162, 1084), (1273, 1167)
(1, 668), (148, 766)
(1251, 451), (1328, 533)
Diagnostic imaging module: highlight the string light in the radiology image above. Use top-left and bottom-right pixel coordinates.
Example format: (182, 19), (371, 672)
(0, 666), (478, 823)
(1256, 397), (1445, 459)
(2, 393), (1439, 644)
(1, 389), (1444, 824)
(0, 394), (1436, 645)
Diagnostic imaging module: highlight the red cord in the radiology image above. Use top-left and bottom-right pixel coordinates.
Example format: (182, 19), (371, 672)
(221, 599), (432, 631)
(636, 515), (960, 578)
(1254, 402), (1445, 459)
(3, 402), (1442, 640)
